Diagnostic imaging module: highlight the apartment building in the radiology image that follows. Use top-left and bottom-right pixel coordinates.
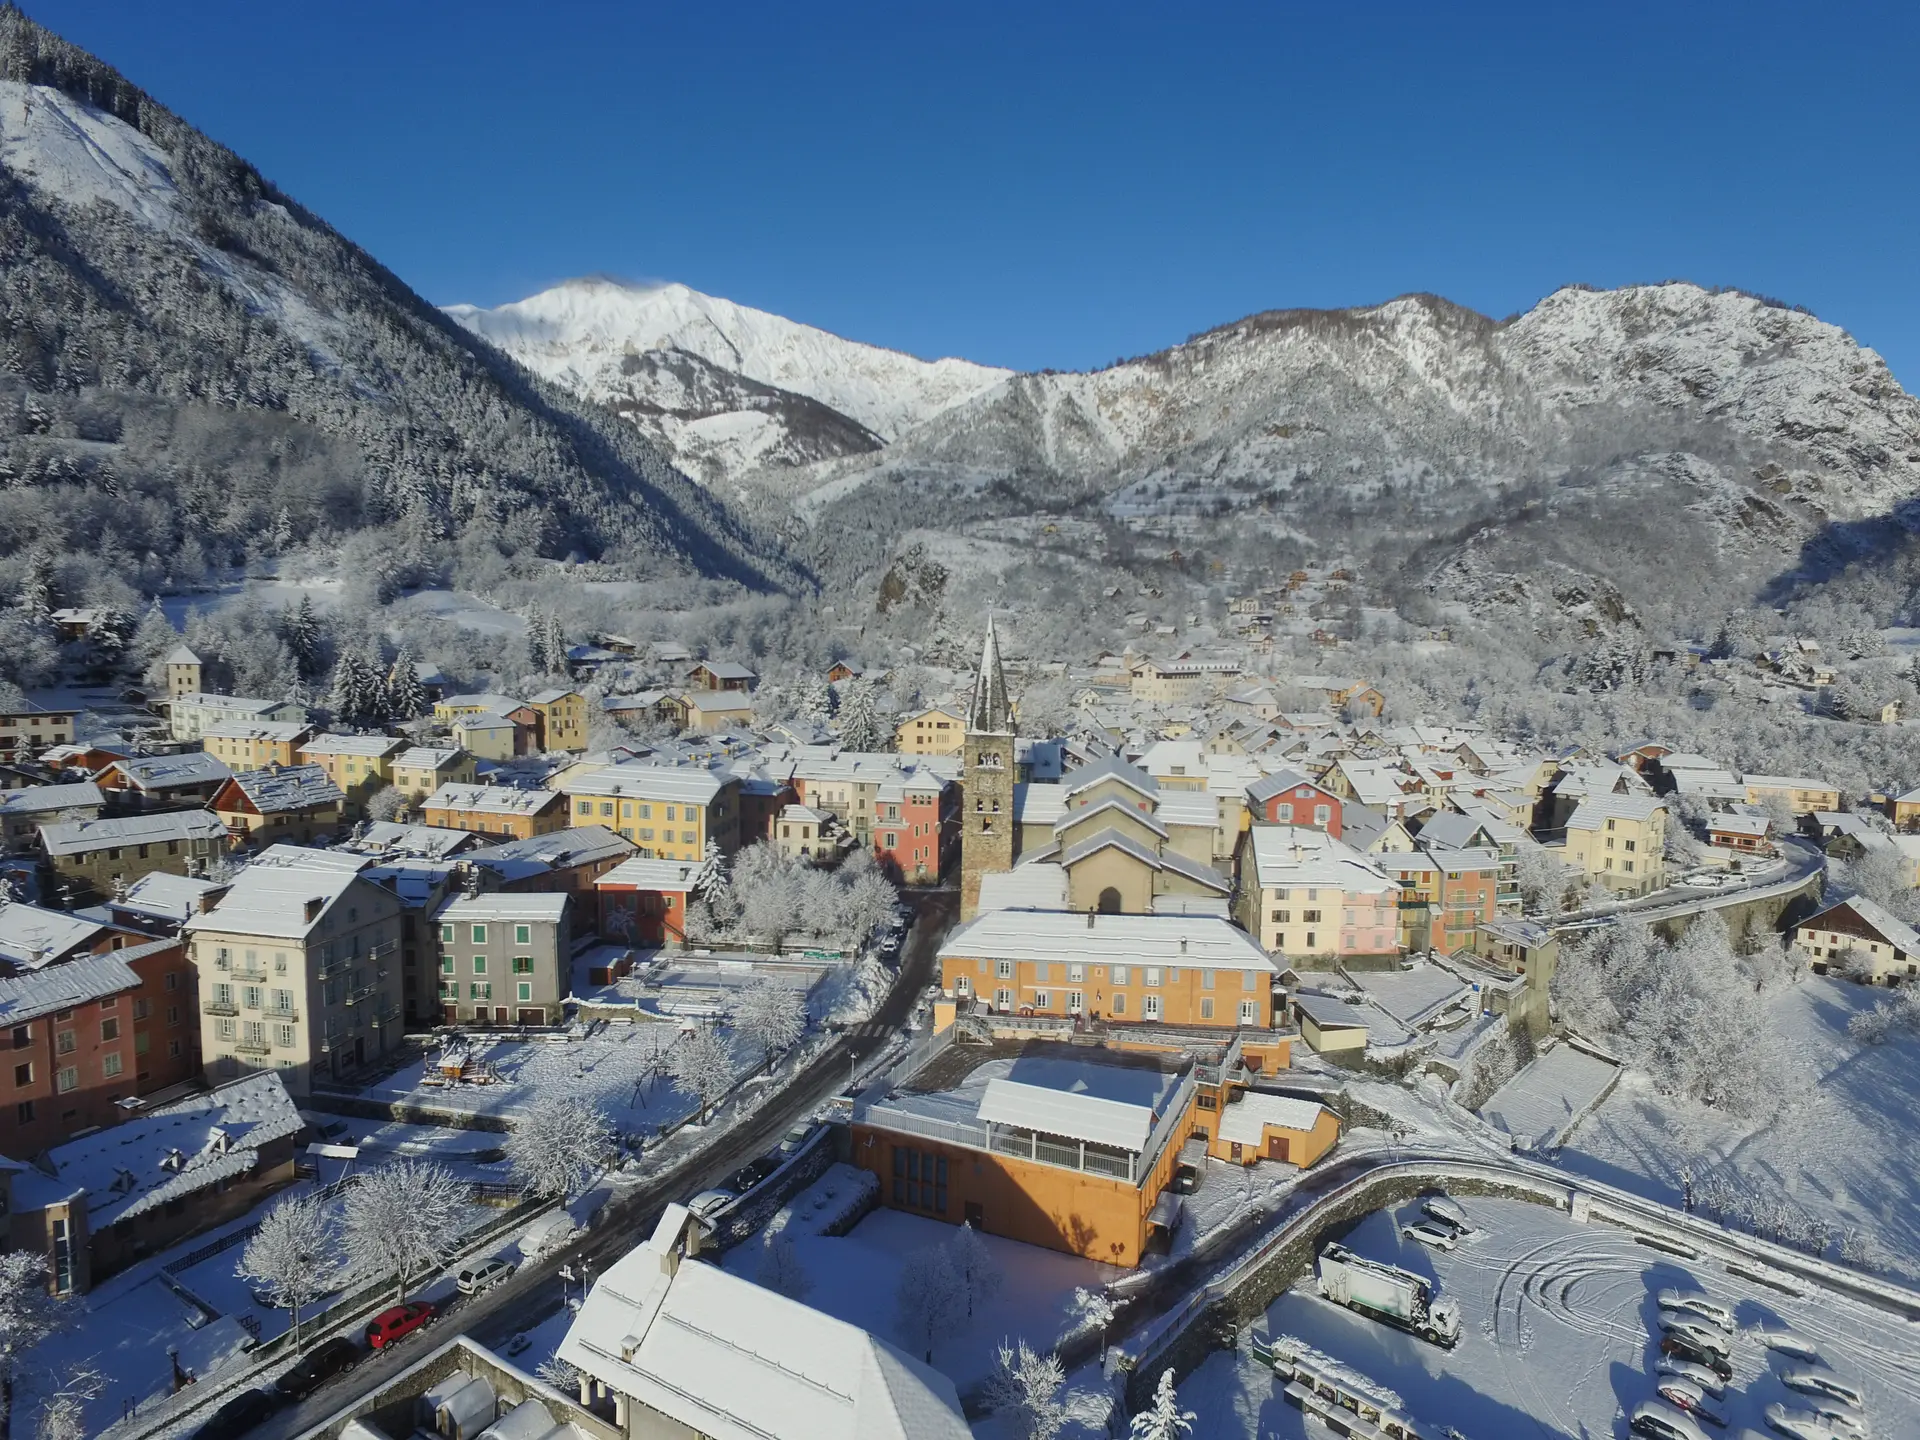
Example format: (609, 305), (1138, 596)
(182, 847), (407, 1096)
(212, 764), (347, 845)
(1794, 896), (1919, 984)
(1237, 825), (1402, 966)
(39, 809), (229, 903)
(166, 693), (307, 743)
(1562, 794), (1668, 896)
(527, 688), (588, 752)
(558, 764), (741, 860)
(0, 954), (140, 1155)
(298, 733), (406, 815)
(454, 711), (524, 761)
(390, 745), (476, 802)
(1743, 775), (1842, 816)
(595, 855), (700, 947)
(97, 752), (232, 809)
(200, 720), (314, 771)
(430, 891), (571, 1025)
(0, 781), (105, 854)
(872, 768), (956, 883)
(0, 702), (75, 762)
(894, 706), (966, 757)
(1378, 847), (1501, 956)
(1246, 770), (1346, 838)
(938, 910), (1279, 1028)
(421, 783), (569, 840)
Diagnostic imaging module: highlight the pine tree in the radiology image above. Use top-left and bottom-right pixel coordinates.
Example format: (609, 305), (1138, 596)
(16, 546), (53, 617)
(836, 676), (884, 751)
(270, 505), (294, 554)
(387, 647), (427, 720)
(525, 608), (550, 674)
(797, 674), (833, 726)
(1129, 1370), (1195, 1439)
(283, 597), (323, 678)
(543, 611), (569, 673)
(329, 647), (375, 728)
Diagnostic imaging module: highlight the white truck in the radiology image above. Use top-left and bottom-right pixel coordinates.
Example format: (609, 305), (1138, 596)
(1316, 1243), (1462, 1348)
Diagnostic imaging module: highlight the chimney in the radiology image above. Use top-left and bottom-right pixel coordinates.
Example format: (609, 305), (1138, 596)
(1086, 911), (1095, 929)
(304, 897), (324, 922)
(1180, 936), (1188, 954)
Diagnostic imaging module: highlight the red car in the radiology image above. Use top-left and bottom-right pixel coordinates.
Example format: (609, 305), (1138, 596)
(365, 1300), (436, 1349)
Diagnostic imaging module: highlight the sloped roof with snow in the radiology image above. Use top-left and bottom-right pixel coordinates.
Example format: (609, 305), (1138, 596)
(39, 808), (227, 857)
(0, 951), (138, 1024)
(597, 856), (702, 892)
(182, 845), (373, 939)
(975, 866), (1070, 914)
(112, 752), (231, 790)
(1216, 1091), (1328, 1146)
(559, 1208), (969, 1440)
(939, 910), (1275, 972)
(470, 825), (634, 881)
(0, 781), (104, 817)
(227, 763), (345, 813)
(0, 902), (108, 968)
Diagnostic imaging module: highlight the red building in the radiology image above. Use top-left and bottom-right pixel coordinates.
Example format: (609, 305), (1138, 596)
(1, 954), (142, 1155)
(595, 856), (701, 948)
(872, 771), (957, 884)
(119, 938), (200, 1096)
(1247, 770), (1345, 840)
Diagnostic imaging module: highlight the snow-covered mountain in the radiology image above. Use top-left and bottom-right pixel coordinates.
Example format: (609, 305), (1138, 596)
(445, 279), (1010, 489)
(0, 12), (786, 586)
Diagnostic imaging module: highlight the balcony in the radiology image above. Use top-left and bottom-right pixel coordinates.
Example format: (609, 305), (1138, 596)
(230, 966), (268, 983)
(343, 984), (380, 1008)
(234, 1038), (271, 1056)
(202, 1000), (238, 1017)
(265, 1006), (299, 1024)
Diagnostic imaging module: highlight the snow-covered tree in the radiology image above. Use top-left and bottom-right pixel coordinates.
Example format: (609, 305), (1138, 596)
(984, 1338), (1070, 1440)
(796, 673), (833, 725)
(729, 979), (806, 1072)
(31, 1367), (101, 1440)
(755, 1232), (812, 1301)
(1514, 843), (1582, 915)
(386, 646), (428, 720)
(1068, 1285), (1117, 1359)
(543, 611), (569, 674)
(835, 677), (884, 751)
(668, 1029), (735, 1124)
(236, 1192), (337, 1352)
(341, 1160), (469, 1301)
(329, 645), (381, 729)
(1129, 1369), (1196, 1440)
(948, 1221), (1004, 1319)
(0, 1250), (67, 1440)
(505, 1094), (614, 1199)
(894, 1245), (964, 1364)
(365, 784), (407, 823)
(281, 596), (324, 678)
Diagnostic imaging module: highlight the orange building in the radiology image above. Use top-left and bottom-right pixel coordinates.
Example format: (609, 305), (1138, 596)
(937, 911), (1279, 1029)
(421, 783), (569, 840)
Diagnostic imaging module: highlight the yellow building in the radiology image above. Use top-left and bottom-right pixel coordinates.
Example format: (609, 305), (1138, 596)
(1742, 775), (1841, 816)
(528, 688), (588, 753)
(1562, 794), (1668, 896)
(297, 734), (405, 817)
(202, 721), (314, 772)
(433, 693), (521, 723)
(390, 745), (477, 803)
(895, 707), (965, 757)
(454, 712), (522, 761)
(557, 764), (742, 861)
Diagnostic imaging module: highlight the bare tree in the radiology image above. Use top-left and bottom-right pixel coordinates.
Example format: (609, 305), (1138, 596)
(0, 1251), (67, 1440)
(341, 1160), (469, 1301)
(506, 1094), (615, 1199)
(1129, 1369), (1196, 1440)
(754, 1232), (812, 1301)
(32, 1368), (103, 1440)
(947, 1221), (1003, 1319)
(236, 1191), (338, 1351)
(668, 1029), (736, 1124)
(894, 1245), (964, 1364)
(730, 979), (806, 1073)
(984, 1338), (1070, 1440)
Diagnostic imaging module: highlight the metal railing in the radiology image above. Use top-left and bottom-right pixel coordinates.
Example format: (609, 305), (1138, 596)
(234, 1038), (271, 1056)
(265, 1005), (299, 1023)
(201, 1000), (237, 1017)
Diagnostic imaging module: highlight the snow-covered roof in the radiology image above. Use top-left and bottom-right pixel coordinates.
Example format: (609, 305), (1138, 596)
(392, 745), (465, 769)
(1215, 1091), (1328, 1147)
(1014, 783), (1068, 828)
(1564, 793), (1667, 829)
(0, 951), (138, 1024)
(975, 866), (1069, 914)
(470, 825), (634, 880)
(976, 1056), (1181, 1152)
(454, 711), (519, 732)
(299, 733), (405, 758)
(0, 781), (104, 817)
(0, 902), (109, 968)
(1290, 992), (1370, 1029)
(39, 808), (227, 857)
(939, 910), (1275, 972)
(559, 1208), (969, 1440)
(1055, 796), (1167, 839)
(112, 871), (228, 927)
(111, 752), (230, 789)
(183, 845), (373, 939)
(527, 688), (580, 706)
(1154, 790), (1218, 829)
(425, 783), (565, 815)
(225, 763), (345, 814)
(433, 891), (570, 924)
(170, 693), (288, 715)
(12, 1072), (302, 1230)
(1799, 895), (1920, 955)
(201, 720), (312, 742)
(1062, 754), (1158, 801)
(1710, 814), (1772, 837)
(598, 856), (702, 892)
(343, 821), (476, 860)
(1246, 826), (1399, 895)
(163, 644), (200, 665)
(559, 764), (727, 803)
(691, 660), (758, 680)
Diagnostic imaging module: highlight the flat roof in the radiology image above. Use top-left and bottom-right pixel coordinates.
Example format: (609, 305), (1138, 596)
(1216, 1090), (1327, 1146)
(939, 910), (1276, 973)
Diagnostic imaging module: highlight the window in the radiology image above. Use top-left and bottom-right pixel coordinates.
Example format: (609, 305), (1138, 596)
(242, 987), (262, 1011)
(440, 924), (455, 943)
(1277, 803), (1293, 822)
(470, 982), (492, 1000)
(1239, 1000), (1258, 1025)
(514, 924), (532, 945)
(1145, 967), (1162, 987)
(471, 924), (488, 944)
(1199, 997), (1215, 1021)
(1112, 994), (1126, 1015)
(640, 804), (652, 819)
(1315, 804), (1332, 825)
(16, 1100), (33, 1124)
(682, 831), (696, 844)
(275, 1025), (295, 1048)
(517, 982), (533, 1002)
(576, 801), (592, 816)
(1201, 970), (1215, 990)
(55, 1066), (78, 1093)
(1270, 909), (1291, 924)
(165, 972), (178, 991)
(665, 805), (677, 822)
(9, 1025), (26, 1048)
(1067, 991), (1084, 1013)
(1034, 961), (1050, 983)
(890, 1147), (948, 1213)
(1113, 965), (1129, 986)
(1033, 991), (1050, 1010)
(995, 959), (1014, 980)
(100, 1018), (120, 1042)
(599, 802), (614, 817)
(103, 1052), (123, 1078)
(441, 956), (455, 974)
(472, 956), (487, 975)
(995, 988), (1015, 1010)
(439, 981), (457, 1000)
(12, 1062), (30, 1087)
(510, 956), (535, 975)
(133, 998), (150, 1020)
(1143, 994), (1162, 1020)
(55, 1030), (75, 1056)
(168, 1039), (182, 1058)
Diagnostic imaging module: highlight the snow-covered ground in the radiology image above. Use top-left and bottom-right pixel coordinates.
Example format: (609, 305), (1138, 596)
(1170, 1196), (1920, 1439)
(1480, 1039), (1621, 1149)
(1558, 976), (1920, 1276)
(355, 1024), (760, 1134)
(719, 1202), (1121, 1391)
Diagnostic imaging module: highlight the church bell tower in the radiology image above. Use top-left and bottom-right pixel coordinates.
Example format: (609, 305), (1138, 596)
(960, 617), (1017, 921)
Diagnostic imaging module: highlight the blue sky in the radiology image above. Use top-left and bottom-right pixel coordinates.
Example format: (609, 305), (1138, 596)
(31, 1), (1920, 382)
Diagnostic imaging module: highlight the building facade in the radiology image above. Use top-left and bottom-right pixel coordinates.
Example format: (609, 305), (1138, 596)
(431, 892), (571, 1025)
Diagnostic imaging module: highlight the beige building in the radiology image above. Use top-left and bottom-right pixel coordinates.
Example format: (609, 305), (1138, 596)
(1562, 793), (1668, 896)
(895, 706), (965, 757)
(163, 644), (203, 700)
(201, 720), (314, 771)
(40, 809), (229, 903)
(454, 711), (522, 761)
(430, 891), (571, 1025)
(0, 703), (76, 762)
(391, 745), (477, 803)
(182, 847), (407, 1096)
(167, 693), (307, 743)
(774, 803), (832, 861)
(1743, 775), (1842, 816)
(298, 733), (406, 815)
(527, 688), (589, 752)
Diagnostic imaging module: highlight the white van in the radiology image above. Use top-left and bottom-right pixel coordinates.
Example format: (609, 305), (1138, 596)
(1657, 1288), (1734, 1331)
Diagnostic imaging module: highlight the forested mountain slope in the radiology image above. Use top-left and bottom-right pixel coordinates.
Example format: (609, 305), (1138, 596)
(0, 7), (791, 598)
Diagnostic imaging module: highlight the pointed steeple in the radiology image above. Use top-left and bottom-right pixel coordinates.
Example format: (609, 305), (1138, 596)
(968, 617), (1014, 735)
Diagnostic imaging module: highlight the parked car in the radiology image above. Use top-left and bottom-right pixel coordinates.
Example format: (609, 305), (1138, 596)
(1792, 1399), (1867, 1439)
(1656, 1379), (1727, 1429)
(276, 1337), (361, 1399)
(1422, 1196), (1470, 1233)
(1658, 1310), (1732, 1359)
(1756, 1327), (1823, 1362)
(1661, 1337), (1735, 1382)
(1778, 1367), (1863, 1412)
(725, 1156), (781, 1193)
(687, 1188), (737, 1221)
(456, 1258), (516, 1296)
(779, 1122), (817, 1157)
(1658, 1355), (1727, 1397)
(1764, 1403), (1849, 1440)
(196, 1388), (283, 1440)
(366, 1300), (436, 1349)
(1658, 1288), (1735, 1331)
(1630, 1399), (1712, 1440)
(518, 1211), (578, 1260)
(1171, 1162), (1202, 1195)
(1401, 1221), (1459, 1251)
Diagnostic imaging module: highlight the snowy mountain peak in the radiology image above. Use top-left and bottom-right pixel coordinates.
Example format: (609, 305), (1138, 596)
(446, 277), (1011, 446)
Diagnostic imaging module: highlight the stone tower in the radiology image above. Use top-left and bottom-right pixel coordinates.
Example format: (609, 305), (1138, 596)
(960, 617), (1017, 921)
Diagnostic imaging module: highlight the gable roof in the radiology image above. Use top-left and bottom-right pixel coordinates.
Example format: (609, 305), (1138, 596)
(40, 809), (228, 857)
(182, 845), (375, 939)
(0, 950), (138, 1022)
(225, 764), (345, 814)
(0, 781), (105, 817)
(940, 910), (1275, 972)
(110, 753), (231, 790)
(0, 903), (109, 970)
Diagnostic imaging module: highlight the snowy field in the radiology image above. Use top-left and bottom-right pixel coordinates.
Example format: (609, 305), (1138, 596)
(719, 1187), (1121, 1390)
(1172, 1196), (1920, 1439)
(1558, 976), (1920, 1276)
(356, 1023), (760, 1133)
(1480, 1039), (1622, 1148)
